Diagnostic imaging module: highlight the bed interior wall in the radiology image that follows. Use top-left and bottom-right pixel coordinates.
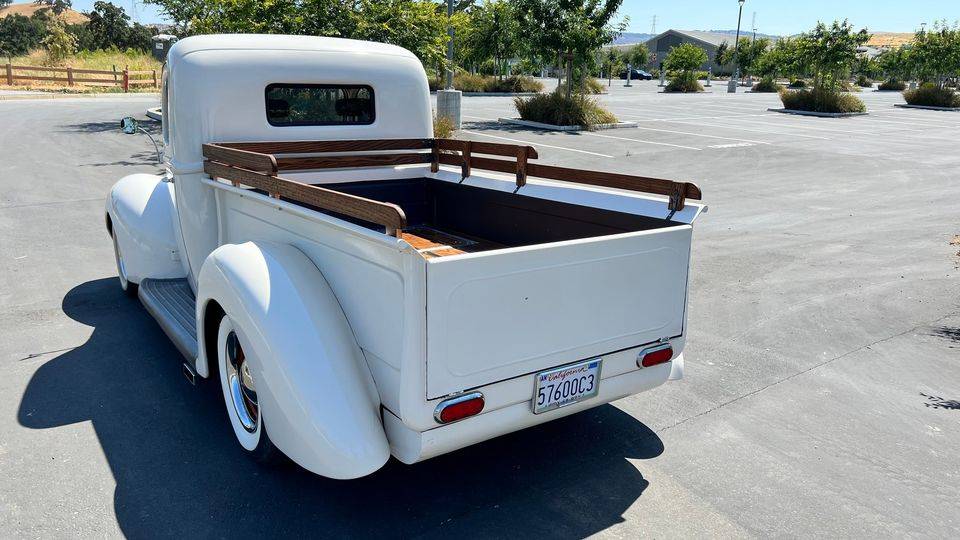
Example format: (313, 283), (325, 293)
(316, 177), (673, 249)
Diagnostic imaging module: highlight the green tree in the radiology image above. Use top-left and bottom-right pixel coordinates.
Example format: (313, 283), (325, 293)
(514, 0), (627, 98)
(754, 37), (805, 80)
(0, 0), (13, 9)
(663, 42), (707, 72)
(0, 14), (47, 56)
(350, 0), (448, 73)
(795, 20), (870, 90)
(739, 37), (770, 77)
(876, 45), (912, 82)
(625, 42), (648, 67)
(86, 1), (133, 49)
(467, 0), (519, 80)
(33, 0), (71, 16)
(41, 16), (76, 62)
(910, 21), (960, 87)
(601, 47), (623, 85)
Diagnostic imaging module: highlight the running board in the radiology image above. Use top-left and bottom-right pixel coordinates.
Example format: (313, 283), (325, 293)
(138, 278), (198, 363)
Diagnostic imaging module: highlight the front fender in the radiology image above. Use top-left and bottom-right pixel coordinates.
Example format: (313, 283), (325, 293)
(196, 241), (389, 479)
(105, 173), (184, 284)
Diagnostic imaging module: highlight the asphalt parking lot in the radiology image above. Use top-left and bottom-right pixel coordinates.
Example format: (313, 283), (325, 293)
(1, 82), (959, 538)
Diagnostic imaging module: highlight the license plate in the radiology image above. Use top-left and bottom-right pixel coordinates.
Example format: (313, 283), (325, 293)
(533, 359), (602, 414)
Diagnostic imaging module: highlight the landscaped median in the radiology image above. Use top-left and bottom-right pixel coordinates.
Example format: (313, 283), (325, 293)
(498, 89), (636, 131)
(772, 86), (868, 117)
(896, 84), (960, 111)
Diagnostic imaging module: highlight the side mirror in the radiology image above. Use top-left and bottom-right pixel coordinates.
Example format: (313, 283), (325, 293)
(120, 116), (139, 134)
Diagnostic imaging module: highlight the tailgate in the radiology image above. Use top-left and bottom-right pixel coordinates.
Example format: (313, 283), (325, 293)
(425, 225), (693, 399)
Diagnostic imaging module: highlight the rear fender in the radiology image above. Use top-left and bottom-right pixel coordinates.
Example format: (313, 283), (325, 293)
(196, 241), (389, 479)
(104, 173), (185, 284)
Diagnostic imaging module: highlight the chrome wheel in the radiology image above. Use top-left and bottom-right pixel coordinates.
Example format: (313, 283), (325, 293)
(225, 331), (259, 433)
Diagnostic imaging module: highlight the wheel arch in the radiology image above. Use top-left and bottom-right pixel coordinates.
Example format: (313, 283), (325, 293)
(195, 240), (389, 479)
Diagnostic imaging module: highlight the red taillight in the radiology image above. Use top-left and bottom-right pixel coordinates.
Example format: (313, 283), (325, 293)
(639, 344), (673, 368)
(434, 392), (485, 424)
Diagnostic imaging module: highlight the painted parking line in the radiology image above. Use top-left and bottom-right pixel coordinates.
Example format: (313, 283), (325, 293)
(660, 119), (831, 140)
(580, 131), (702, 151)
(461, 130), (615, 158)
(627, 125), (772, 145)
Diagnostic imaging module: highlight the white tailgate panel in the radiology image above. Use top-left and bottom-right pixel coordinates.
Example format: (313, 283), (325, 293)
(426, 226), (692, 398)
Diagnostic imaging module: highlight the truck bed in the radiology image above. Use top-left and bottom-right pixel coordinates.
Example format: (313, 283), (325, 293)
(319, 177), (676, 257)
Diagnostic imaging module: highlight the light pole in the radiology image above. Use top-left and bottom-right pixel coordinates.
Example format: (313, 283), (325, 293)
(437, 0), (462, 129)
(727, 0), (746, 93)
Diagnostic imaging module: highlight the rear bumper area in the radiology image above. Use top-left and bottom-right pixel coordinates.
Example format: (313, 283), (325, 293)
(384, 355), (679, 464)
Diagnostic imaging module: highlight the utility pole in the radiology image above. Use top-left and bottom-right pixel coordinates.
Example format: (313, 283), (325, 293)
(752, 12), (757, 43)
(651, 15), (657, 35)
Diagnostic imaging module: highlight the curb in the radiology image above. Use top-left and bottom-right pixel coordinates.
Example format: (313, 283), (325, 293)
(894, 103), (960, 112)
(146, 107), (163, 121)
(497, 118), (638, 131)
(767, 108), (868, 118)
(0, 92), (159, 101)
(430, 91), (540, 97)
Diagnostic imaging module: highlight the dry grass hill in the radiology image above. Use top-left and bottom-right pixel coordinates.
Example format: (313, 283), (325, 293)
(0, 1), (89, 25)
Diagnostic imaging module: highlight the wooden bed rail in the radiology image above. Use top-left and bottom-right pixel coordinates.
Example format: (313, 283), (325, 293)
(202, 138), (701, 218)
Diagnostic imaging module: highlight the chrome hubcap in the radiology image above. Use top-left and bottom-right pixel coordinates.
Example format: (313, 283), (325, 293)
(225, 331), (258, 433)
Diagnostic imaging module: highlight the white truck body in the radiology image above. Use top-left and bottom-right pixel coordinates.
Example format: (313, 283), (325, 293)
(104, 34), (705, 479)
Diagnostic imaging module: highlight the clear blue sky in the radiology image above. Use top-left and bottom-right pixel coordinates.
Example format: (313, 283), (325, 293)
(620, 0), (955, 35)
(61, 0), (957, 33)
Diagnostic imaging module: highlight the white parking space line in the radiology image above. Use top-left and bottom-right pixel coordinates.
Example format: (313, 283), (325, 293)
(627, 125), (772, 145)
(461, 130), (615, 158)
(860, 114), (959, 129)
(580, 131), (702, 150)
(462, 114), (497, 121)
(662, 119), (831, 140)
(621, 113), (776, 122)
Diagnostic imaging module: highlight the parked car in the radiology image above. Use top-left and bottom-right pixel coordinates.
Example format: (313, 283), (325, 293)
(105, 34), (706, 479)
(620, 68), (653, 80)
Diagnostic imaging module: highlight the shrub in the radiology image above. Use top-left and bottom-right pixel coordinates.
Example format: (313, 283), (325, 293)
(838, 80), (862, 92)
(788, 79), (808, 88)
(903, 84), (960, 108)
(778, 87), (867, 113)
(665, 71), (703, 93)
(433, 114), (455, 138)
(856, 74), (873, 87)
(752, 76), (780, 93)
(583, 77), (605, 94)
(514, 89), (617, 127)
(878, 79), (907, 91)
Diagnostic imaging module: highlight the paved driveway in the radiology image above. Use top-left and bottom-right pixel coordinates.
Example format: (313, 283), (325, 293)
(1, 87), (958, 538)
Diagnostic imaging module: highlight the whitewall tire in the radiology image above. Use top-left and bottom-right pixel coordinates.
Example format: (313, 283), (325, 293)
(112, 232), (138, 297)
(216, 315), (282, 463)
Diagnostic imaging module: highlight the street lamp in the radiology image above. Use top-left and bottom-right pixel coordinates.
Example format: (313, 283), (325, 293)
(437, 0), (462, 129)
(727, 0), (746, 93)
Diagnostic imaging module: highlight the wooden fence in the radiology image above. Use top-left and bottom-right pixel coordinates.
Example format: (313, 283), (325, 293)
(3, 64), (158, 91)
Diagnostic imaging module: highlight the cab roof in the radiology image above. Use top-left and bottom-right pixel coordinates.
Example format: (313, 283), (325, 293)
(169, 34), (419, 61)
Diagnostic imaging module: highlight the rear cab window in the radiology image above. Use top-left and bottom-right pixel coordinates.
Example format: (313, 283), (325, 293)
(265, 84), (375, 126)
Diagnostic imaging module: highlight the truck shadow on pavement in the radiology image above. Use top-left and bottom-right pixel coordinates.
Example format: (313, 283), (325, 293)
(18, 278), (663, 538)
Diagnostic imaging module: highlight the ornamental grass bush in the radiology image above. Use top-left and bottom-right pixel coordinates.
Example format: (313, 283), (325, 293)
(788, 79), (808, 88)
(878, 79), (907, 91)
(856, 74), (873, 88)
(778, 86), (867, 113)
(752, 76), (780, 93)
(433, 114), (455, 138)
(903, 83), (960, 108)
(583, 77), (605, 94)
(514, 89), (617, 127)
(665, 71), (704, 93)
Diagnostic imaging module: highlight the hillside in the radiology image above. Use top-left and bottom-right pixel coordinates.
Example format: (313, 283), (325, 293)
(0, 2), (88, 25)
(867, 32), (913, 48)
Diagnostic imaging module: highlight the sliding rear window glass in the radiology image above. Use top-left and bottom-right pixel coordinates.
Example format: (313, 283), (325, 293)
(265, 84), (375, 126)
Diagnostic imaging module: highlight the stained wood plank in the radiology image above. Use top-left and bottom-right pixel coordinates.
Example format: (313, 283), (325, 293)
(203, 161), (406, 233)
(203, 144), (278, 174)
(277, 153), (431, 171)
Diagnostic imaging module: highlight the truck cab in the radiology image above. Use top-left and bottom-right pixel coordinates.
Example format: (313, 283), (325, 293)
(105, 34), (705, 479)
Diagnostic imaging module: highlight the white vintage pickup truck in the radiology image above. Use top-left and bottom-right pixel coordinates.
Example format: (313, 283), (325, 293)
(105, 34), (705, 479)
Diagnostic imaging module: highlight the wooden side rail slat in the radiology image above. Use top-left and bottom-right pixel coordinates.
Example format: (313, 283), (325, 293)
(526, 163), (701, 210)
(221, 139), (434, 154)
(437, 139), (539, 159)
(203, 144), (278, 174)
(438, 153), (699, 211)
(203, 161), (407, 235)
(277, 153), (432, 171)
